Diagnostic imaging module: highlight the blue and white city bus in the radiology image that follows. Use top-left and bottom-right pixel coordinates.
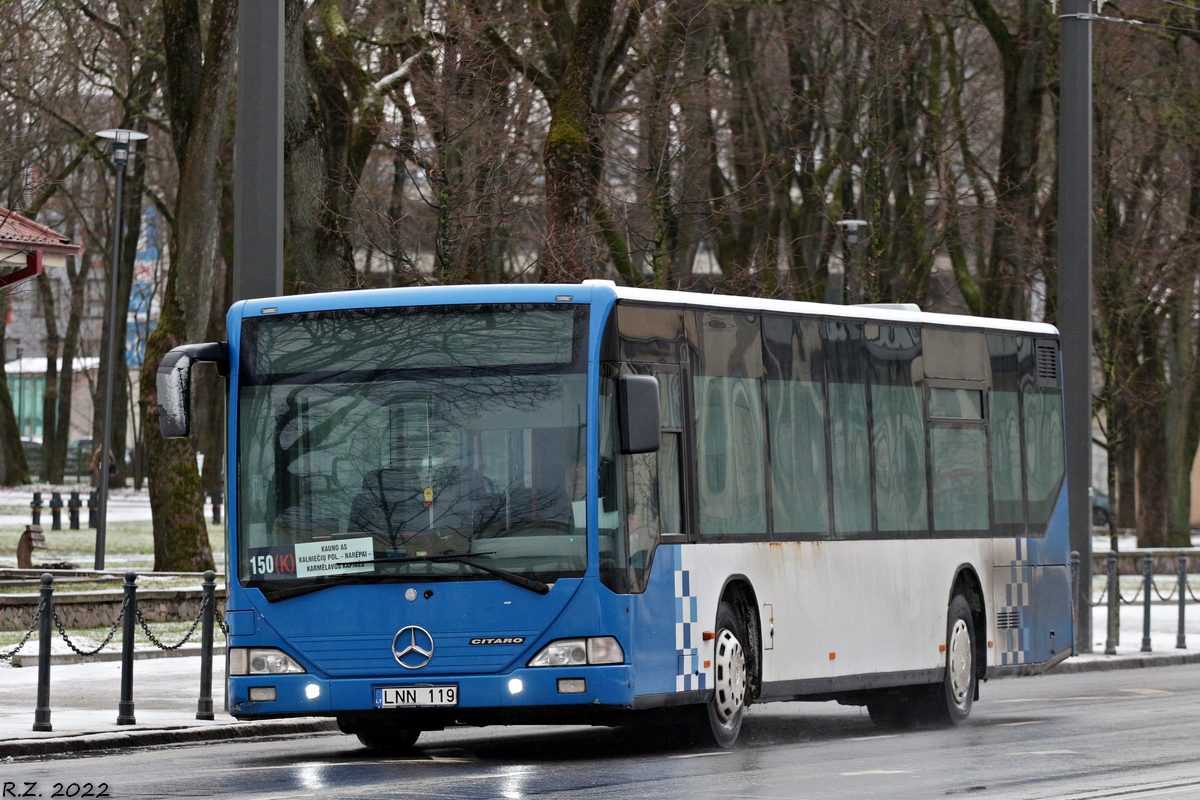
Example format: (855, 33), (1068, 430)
(158, 280), (1072, 749)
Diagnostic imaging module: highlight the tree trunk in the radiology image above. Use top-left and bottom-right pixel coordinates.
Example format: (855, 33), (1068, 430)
(0, 289), (30, 485)
(542, 0), (617, 281)
(51, 253), (87, 483)
(1164, 295), (1200, 547)
(198, 245), (229, 497)
(140, 0), (238, 571)
(1136, 331), (1169, 547)
(967, 0), (1053, 319)
(1116, 420), (1137, 529)
(35, 272), (60, 482)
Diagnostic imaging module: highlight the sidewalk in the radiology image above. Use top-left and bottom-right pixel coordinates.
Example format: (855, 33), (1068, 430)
(0, 654), (337, 758)
(4, 601), (1200, 759)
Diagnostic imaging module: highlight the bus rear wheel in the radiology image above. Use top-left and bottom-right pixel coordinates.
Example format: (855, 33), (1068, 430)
(694, 601), (748, 748)
(922, 594), (975, 726)
(355, 726), (421, 752)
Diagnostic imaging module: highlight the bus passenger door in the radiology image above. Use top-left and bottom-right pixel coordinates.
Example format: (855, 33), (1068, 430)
(603, 364), (689, 697)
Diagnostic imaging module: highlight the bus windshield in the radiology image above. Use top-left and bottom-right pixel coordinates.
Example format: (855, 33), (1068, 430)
(236, 304), (588, 600)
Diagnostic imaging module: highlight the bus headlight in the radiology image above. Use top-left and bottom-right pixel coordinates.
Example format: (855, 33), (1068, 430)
(527, 637), (623, 667)
(229, 647), (306, 675)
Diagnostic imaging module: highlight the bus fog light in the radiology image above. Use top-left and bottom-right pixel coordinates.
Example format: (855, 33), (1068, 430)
(248, 686), (276, 702)
(305, 683), (321, 700)
(557, 678), (586, 694)
(508, 678), (524, 695)
(586, 637), (623, 665)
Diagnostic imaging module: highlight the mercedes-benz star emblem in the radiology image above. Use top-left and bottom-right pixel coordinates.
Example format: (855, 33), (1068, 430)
(405, 588), (417, 601)
(392, 626), (434, 669)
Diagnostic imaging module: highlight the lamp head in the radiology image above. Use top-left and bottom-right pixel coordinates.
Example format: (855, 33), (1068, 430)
(96, 129), (149, 167)
(836, 218), (868, 247)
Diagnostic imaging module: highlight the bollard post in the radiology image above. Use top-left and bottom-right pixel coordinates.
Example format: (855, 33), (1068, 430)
(1178, 551), (1188, 650)
(211, 490), (222, 526)
(33, 574), (54, 731)
(1142, 552), (1153, 653)
(31, 490), (42, 526)
(197, 570), (216, 720)
(1106, 551), (1118, 655)
(117, 571), (138, 725)
(88, 491), (98, 529)
(49, 491), (63, 531)
(1071, 551), (1081, 618)
(67, 491), (81, 530)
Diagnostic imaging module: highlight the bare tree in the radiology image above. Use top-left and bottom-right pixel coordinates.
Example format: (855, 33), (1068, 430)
(137, 0), (239, 571)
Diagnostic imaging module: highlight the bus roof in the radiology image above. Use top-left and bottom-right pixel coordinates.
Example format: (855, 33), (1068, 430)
(229, 281), (1058, 338)
(609, 285), (1059, 337)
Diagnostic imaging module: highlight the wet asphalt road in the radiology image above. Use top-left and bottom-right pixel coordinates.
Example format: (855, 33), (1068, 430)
(6, 664), (1200, 799)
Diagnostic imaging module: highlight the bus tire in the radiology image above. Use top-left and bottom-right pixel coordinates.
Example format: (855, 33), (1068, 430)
(355, 726), (421, 752)
(925, 594), (975, 725)
(694, 601), (748, 748)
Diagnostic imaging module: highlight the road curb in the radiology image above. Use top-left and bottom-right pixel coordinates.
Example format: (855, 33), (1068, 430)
(0, 718), (340, 759)
(11, 645), (226, 668)
(1044, 651), (1200, 674)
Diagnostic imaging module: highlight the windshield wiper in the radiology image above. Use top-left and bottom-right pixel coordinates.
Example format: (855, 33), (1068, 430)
(261, 552), (550, 601)
(264, 575), (368, 601)
(360, 553), (550, 595)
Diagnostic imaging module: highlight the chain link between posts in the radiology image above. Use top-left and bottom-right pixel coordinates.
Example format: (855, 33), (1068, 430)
(4, 582), (228, 663)
(0, 610), (40, 662)
(135, 592), (211, 651)
(1095, 576), (1198, 604)
(53, 598), (127, 657)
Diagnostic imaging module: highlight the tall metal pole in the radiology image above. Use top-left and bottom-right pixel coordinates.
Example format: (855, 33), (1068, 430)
(1059, 0), (1094, 654)
(15, 346), (22, 440)
(93, 128), (146, 569)
(94, 145), (126, 570)
(234, 0), (285, 302)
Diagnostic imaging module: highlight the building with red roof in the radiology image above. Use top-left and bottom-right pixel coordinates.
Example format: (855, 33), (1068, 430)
(0, 207), (84, 287)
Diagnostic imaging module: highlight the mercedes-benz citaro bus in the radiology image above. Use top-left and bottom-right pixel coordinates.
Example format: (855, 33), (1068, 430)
(157, 280), (1072, 750)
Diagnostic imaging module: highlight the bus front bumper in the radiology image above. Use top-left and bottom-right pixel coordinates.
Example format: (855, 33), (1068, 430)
(229, 664), (637, 719)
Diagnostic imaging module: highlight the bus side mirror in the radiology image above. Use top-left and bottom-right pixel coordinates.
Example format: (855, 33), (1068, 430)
(618, 374), (660, 455)
(157, 342), (228, 438)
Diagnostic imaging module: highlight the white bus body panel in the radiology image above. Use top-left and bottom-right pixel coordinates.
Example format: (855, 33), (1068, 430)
(676, 541), (999, 685)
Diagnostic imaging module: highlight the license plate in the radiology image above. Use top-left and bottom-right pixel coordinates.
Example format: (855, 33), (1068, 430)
(374, 685), (458, 708)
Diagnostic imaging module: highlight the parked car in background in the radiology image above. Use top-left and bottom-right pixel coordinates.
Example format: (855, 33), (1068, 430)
(68, 437), (92, 480)
(1093, 492), (1111, 526)
(20, 436), (43, 480)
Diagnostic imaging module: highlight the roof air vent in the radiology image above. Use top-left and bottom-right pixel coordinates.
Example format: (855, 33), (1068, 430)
(1035, 341), (1059, 388)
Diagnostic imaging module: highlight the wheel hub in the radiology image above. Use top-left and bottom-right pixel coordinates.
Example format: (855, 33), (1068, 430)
(947, 618), (971, 705)
(712, 628), (746, 722)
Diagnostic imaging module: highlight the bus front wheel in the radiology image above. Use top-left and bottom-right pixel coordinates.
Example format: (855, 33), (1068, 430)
(694, 601), (748, 748)
(355, 726), (421, 752)
(925, 594), (975, 725)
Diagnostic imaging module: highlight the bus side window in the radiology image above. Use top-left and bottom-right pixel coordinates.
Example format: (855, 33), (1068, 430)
(624, 451), (660, 573)
(621, 426), (681, 588)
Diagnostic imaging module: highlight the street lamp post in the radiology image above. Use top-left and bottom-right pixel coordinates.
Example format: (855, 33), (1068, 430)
(833, 219), (868, 305)
(15, 346), (22, 440)
(94, 128), (148, 570)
